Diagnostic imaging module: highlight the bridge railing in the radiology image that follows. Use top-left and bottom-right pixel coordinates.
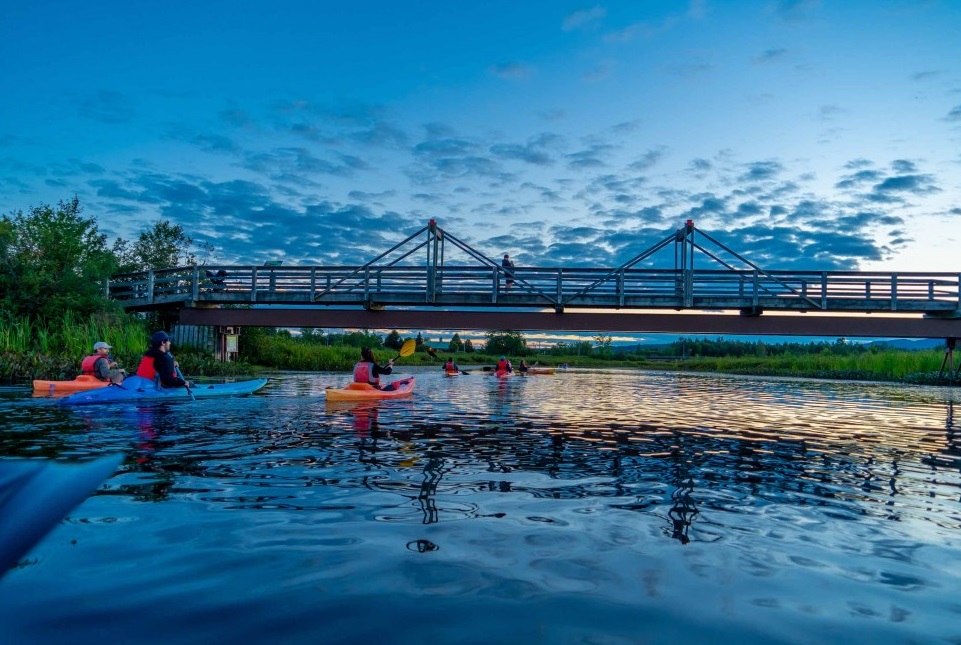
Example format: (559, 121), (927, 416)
(105, 265), (961, 315)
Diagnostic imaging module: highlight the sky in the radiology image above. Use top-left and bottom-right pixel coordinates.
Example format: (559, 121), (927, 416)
(2, 0), (960, 282)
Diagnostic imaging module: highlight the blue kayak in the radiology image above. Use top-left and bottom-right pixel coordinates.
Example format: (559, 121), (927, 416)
(58, 375), (268, 405)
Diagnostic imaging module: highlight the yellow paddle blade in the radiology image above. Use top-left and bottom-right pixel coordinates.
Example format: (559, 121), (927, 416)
(398, 338), (417, 358)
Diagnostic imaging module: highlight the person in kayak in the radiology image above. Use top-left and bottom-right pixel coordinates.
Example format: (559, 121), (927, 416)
(354, 346), (396, 390)
(81, 341), (126, 384)
(136, 331), (192, 389)
(517, 359), (528, 373)
(496, 356), (513, 373)
(443, 357), (459, 373)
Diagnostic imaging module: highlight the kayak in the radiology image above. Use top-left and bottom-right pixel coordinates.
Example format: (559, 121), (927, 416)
(493, 370), (513, 379)
(326, 376), (415, 401)
(527, 367), (555, 375)
(58, 375), (268, 405)
(444, 370), (460, 377)
(0, 454), (123, 577)
(33, 375), (110, 395)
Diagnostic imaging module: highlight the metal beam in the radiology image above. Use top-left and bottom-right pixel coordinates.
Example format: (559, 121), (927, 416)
(178, 307), (961, 338)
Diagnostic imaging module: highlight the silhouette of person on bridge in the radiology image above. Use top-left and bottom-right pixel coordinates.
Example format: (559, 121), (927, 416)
(502, 254), (515, 292)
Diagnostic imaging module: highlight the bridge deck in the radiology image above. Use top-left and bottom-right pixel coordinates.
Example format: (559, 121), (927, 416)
(107, 265), (961, 317)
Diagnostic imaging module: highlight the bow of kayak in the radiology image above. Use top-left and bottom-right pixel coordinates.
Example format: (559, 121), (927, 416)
(58, 376), (269, 405)
(33, 375), (110, 395)
(325, 376), (415, 401)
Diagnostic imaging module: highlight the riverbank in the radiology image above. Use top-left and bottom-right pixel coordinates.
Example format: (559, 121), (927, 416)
(2, 347), (955, 388)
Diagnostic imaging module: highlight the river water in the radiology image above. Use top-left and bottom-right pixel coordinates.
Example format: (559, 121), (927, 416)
(1, 367), (960, 644)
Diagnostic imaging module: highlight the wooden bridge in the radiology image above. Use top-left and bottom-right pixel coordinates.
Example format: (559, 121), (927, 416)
(105, 220), (961, 339)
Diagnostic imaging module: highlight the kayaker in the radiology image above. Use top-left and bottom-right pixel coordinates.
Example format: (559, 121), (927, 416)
(496, 356), (513, 373)
(136, 331), (192, 389)
(354, 346), (396, 390)
(443, 357), (459, 373)
(518, 359), (528, 373)
(81, 341), (126, 384)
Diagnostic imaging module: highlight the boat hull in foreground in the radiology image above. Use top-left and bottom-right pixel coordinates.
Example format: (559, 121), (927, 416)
(58, 376), (268, 405)
(325, 377), (415, 401)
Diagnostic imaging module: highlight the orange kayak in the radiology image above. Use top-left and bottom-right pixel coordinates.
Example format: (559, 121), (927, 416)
(325, 377), (415, 402)
(33, 375), (110, 395)
(444, 370), (460, 377)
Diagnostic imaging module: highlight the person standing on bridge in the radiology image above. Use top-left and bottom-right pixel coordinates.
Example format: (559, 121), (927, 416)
(136, 331), (192, 389)
(502, 254), (515, 293)
(354, 346), (396, 391)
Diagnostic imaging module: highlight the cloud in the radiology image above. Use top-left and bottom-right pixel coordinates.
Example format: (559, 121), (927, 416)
(562, 6), (606, 31)
(490, 63), (534, 80)
(945, 104), (961, 121)
(77, 90), (135, 124)
(754, 48), (789, 65)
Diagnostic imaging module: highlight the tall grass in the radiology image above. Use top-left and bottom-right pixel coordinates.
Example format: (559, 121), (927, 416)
(0, 312), (150, 381)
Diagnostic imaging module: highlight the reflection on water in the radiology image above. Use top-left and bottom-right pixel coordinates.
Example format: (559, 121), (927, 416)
(2, 369), (961, 643)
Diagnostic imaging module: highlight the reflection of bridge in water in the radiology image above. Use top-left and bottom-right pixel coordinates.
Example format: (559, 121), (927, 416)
(107, 220), (961, 340)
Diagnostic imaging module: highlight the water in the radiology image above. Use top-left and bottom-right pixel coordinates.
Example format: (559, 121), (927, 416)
(1, 368), (960, 644)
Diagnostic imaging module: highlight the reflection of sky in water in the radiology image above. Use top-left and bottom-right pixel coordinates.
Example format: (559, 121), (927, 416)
(1, 370), (960, 643)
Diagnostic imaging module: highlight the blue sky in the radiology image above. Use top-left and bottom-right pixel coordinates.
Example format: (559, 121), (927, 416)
(2, 0), (960, 277)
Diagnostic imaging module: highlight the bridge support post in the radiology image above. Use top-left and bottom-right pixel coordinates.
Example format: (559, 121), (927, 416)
(939, 338), (959, 387)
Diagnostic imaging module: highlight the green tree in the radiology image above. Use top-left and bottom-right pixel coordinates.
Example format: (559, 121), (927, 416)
(117, 219), (196, 271)
(448, 332), (464, 353)
(464, 339), (475, 353)
(0, 196), (117, 321)
(385, 330), (403, 350)
(593, 334), (613, 359)
(484, 330), (527, 356)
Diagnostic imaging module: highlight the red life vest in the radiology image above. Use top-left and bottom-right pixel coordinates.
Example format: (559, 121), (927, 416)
(81, 354), (108, 380)
(136, 355), (158, 380)
(497, 359), (510, 372)
(445, 361), (455, 371)
(353, 362), (379, 385)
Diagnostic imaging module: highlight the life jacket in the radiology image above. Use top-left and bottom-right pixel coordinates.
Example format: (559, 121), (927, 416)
(136, 355), (158, 380)
(497, 359), (510, 372)
(444, 361), (455, 371)
(353, 361), (378, 385)
(81, 354), (107, 380)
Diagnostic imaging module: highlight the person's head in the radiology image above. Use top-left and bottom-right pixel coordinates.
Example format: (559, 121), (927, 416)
(361, 346), (374, 362)
(504, 254), (509, 259)
(93, 341), (111, 355)
(500, 355), (506, 361)
(150, 330), (171, 350)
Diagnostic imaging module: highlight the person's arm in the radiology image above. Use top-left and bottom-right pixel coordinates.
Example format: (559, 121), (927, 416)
(156, 353), (188, 387)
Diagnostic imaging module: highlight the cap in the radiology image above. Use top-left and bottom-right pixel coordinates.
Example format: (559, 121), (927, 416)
(93, 341), (111, 350)
(150, 330), (171, 345)
(500, 355), (506, 360)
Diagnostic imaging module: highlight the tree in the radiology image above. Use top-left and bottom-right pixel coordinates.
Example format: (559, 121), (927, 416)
(593, 334), (613, 359)
(415, 332), (425, 351)
(0, 196), (117, 321)
(117, 219), (196, 271)
(384, 330), (403, 350)
(484, 330), (527, 356)
(448, 333), (464, 353)
(464, 339), (475, 353)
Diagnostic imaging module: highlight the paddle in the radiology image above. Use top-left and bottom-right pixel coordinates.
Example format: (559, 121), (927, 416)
(174, 364), (196, 401)
(394, 338), (416, 362)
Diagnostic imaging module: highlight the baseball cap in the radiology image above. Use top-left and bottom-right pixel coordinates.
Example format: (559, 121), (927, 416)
(151, 331), (171, 345)
(93, 341), (111, 350)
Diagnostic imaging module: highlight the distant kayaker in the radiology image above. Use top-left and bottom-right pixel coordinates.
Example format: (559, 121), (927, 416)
(443, 357), (459, 373)
(496, 355), (513, 373)
(354, 346), (395, 390)
(81, 341), (126, 384)
(518, 359), (528, 373)
(136, 331), (192, 389)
